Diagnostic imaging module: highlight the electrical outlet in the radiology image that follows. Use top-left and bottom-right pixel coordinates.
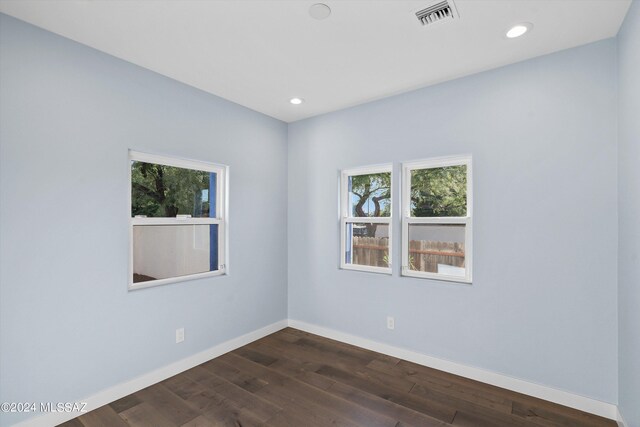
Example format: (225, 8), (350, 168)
(386, 316), (395, 330)
(176, 328), (185, 343)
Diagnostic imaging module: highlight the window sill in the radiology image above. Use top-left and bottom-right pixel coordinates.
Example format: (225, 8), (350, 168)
(401, 270), (472, 284)
(128, 269), (226, 291)
(340, 264), (392, 275)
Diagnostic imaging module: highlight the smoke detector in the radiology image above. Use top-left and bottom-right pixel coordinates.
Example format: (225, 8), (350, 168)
(416, 0), (459, 26)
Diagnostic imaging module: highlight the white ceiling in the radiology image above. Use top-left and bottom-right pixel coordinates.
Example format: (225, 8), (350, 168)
(0, 0), (631, 122)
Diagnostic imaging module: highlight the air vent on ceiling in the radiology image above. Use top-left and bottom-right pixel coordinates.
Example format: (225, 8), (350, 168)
(415, 0), (458, 26)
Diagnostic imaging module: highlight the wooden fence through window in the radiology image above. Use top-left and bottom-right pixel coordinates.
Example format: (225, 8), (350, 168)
(352, 236), (465, 272)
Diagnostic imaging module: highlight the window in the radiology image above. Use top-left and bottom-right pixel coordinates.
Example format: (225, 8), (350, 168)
(340, 165), (392, 274)
(401, 156), (472, 283)
(129, 151), (227, 290)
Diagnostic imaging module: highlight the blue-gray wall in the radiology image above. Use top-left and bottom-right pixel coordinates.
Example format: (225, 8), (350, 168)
(288, 39), (619, 402)
(618, 1), (640, 425)
(0, 14), (288, 426)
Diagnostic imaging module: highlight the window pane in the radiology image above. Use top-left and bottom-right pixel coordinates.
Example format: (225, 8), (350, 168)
(408, 224), (465, 276)
(131, 161), (216, 218)
(345, 223), (390, 268)
(132, 224), (218, 283)
(411, 165), (466, 217)
(348, 172), (391, 217)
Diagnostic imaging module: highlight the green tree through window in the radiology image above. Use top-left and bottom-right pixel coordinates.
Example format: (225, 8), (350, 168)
(131, 161), (211, 217)
(411, 165), (467, 217)
(350, 173), (390, 235)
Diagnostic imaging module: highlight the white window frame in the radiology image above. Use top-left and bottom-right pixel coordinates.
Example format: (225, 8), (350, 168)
(128, 150), (228, 291)
(401, 155), (472, 283)
(340, 164), (393, 275)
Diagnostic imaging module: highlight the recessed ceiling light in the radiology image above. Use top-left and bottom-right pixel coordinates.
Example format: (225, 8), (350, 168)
(309, 3), (331, 20)
(290, 98), (304, 105)
(506, 23), (532, 39)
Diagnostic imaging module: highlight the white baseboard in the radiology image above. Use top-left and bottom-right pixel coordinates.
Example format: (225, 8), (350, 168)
(617, 407), (628, 427)
(12, 319), (288, 427)
(288, 319), (619, 421)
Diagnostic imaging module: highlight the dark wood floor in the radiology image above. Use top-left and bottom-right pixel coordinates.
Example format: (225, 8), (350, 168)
(59, 328), (615, 427)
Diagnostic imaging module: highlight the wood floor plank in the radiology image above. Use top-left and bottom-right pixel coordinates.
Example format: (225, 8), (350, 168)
(179, 415), (216, 427)
(75, 404), (130, 427)
(164, 367), (262, 418)
(118, 402), (176, 427)
(368, 359), (513, 414)
(56, 418), (85, 427)
(283, 328), (401, 366)
(237, 341), (335, 390)
(243, 340), (450, 427)
(244, 337), (323, 369)
(263, 410), (327, 427)
(162, 375), (210, 402)
(326, 380), (450, 427)
(233, 346), (279, 366)
(166, 374), (237, 416)
(379, 358), (519, 403)
(109, 394), (142, 414)
(199, 397), (268, 427)
(410, 383), (515, 420)
(314, 364), (457, 423)
(386, 358), (615, 427)
(511, 400), (615, 427)
(279, 332), (381, 367)
(214, 353), (390, 427)
(201, 357), (271, 393)
(264, 328), (303, 343)
(452, 409), (531, 427)
(187, 365), (283, 422)
(268, 333), (376, 372)
(264, 335), (417, 394)
(172, 373), (280, 425)
(163, 372), (200, 390)
(292, 336), (377, 365)
(181, 366), (219, 384)
(268, 356), (337, 391)
(183, 388), (227, 414)
(255, 383), (363, 427)
(134, 384), (200, 425)
(227, 352), (406, 427)
(62, 327), (615, 427)
(391, 359), (517, 397)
